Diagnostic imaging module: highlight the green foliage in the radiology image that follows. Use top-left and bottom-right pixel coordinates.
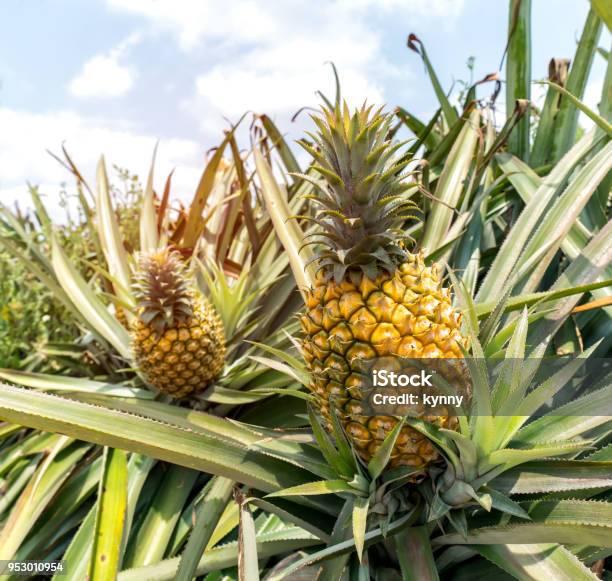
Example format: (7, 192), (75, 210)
(0, 170), (144, 370)
(0, 252), (67, 367)
(0, 1), (610, 579)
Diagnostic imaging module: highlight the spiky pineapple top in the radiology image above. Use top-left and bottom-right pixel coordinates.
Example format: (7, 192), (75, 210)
(299, 102), (418, 281)
(133, 248), (194, 334)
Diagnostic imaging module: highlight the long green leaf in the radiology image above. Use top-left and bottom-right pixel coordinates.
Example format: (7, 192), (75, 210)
(95, 157), (133, 309)
(267, 479), (357, 498)
(236, 488), (260, 581)
(476, 129), (601, 303)
(421, 108), (480, 252)
(244, 496), (331, 543)
(368, 417), (406, 481)
(76, 394), (334, 482)
(506, 0), (531, 160)
(352, 496), (369, 562)
(118, 528), (319, 581)
(266, 507), (418, 581)
(528, 220), (612, 349)
(515, 345), (597, 417)
(258, 115), (301, 180)
(394, 526), (439, 581)
(542, 80), (612, 135)
(519, 141), (612, 293)
(176, 477), (234, 581)
(483, 442), (592, 473)
(513, 385), (612, 444)
(591, 0), (612, 30)
(140, 144), (159, 252)
(0, 368), (152, 399)
(125, 465), (198, 568)
(531, 58), (570, 166)
(486, 487), (531, 519)
(496, 153), (595, 261)
(407, 34), (458, 129)
(90, 447), (128, 581)
(254, 148), (313, 298)
(55, 504), (97, 581)
(491, 460), (612, 495)
(0, 439), (89, 559)
(0, 384), (319, 495)
(475, 543), (599, 581)
(475, 278), (612, 318)
(123, 454), (156, 557)
(436, 499), (612, 547)
(51, 235), (131, 359)
(396, 107), (442, 151)
(308, 406), (355, 479)
(552, 8), (603, 160)
(182, 129), (236, 249)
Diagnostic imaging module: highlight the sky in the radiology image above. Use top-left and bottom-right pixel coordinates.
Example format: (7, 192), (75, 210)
(0, 0), (609, 218)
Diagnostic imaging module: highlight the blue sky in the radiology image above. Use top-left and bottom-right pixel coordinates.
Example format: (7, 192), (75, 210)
(1, 0), (609, 215)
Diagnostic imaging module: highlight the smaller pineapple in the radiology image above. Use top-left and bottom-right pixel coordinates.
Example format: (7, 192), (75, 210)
(131, 248), (225, 397)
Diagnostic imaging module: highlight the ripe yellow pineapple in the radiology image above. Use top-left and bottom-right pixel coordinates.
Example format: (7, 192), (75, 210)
(131, 248), (225, 398)
(299, 103), (466, 470)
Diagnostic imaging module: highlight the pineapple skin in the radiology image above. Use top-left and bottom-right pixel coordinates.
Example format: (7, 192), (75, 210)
(131, 296), (225, 398)
(301, 253), (465, 469)
(115, 305), (129, 329)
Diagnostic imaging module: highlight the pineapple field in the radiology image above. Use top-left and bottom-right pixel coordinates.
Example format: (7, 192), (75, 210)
(0, 1), (611, 579)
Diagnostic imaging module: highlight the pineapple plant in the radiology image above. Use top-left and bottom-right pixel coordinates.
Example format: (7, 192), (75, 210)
(0, 131), (315, 572)
(0, 0), (610, 577)
(130, 248), (225, 398)
(298, 102), (467, 471)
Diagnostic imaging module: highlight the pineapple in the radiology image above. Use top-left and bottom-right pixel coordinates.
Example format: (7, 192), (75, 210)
(299, 103), (466, 470)
(115, 305), (129, 329)
(130, 248), (225, 398)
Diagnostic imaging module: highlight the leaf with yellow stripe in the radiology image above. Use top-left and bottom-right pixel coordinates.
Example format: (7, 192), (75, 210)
(89, 447), (128, 581)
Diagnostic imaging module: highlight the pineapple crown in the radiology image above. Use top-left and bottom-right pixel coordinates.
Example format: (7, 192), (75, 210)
(133, 248), (193, 334)
(298, 100), (420, 282)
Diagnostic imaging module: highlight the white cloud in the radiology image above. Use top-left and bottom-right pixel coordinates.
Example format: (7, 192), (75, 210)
(105, 0), (463, 136)
(0, 107), (205, 220)
(69, 35), (140, 99)
(69, 55), (134, 98)
(106, 0), (463, 50)
(193, 35), (387, 122)
(106, 0), (281, 50)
